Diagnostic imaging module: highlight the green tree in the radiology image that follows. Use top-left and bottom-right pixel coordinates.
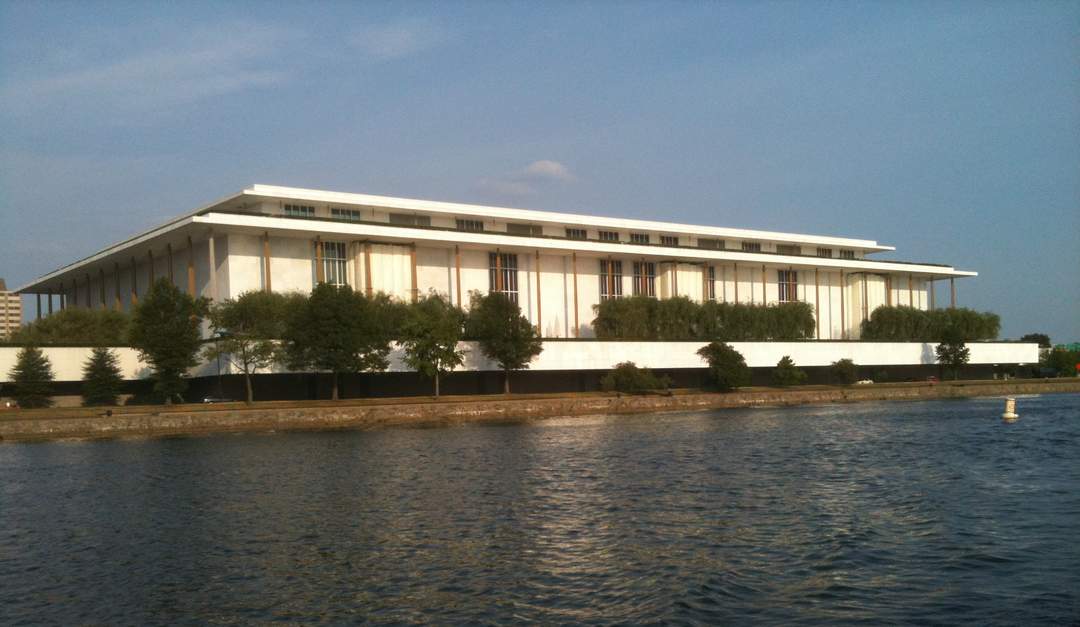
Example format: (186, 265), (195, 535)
(935, 328), (971, 380)
(772, 355), (808, 387)
(128, 279), (208, 404)
(8, 308), (130, 345)
(8, 346), (54, 408)
(696, 341), (750, 392)
(466, 292), (543, 394)
(81, 346), (123, 406)
(1020, 333), (1051, 348)
(830, 358), (858, 385)
(401, 294), (467, 398)
(204, 291), (289, 404)
(1044, 348), (1080, 378)
(600, 361), (671, 394)
(282, 284), (398, 400)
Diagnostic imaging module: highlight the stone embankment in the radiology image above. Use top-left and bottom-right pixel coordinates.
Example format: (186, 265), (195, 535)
(2, 379), (1078, 443)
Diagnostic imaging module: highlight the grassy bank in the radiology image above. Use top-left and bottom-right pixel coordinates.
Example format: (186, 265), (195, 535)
(2, 378), (1078, 443)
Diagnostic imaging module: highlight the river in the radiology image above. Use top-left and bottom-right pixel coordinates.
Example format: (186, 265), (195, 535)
(2, 394), (1078, 624)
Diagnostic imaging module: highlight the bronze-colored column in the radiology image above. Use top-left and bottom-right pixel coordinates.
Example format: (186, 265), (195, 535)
(607, 258), (615, 298)
(48, 289), (53, 315)
(702, 264), (708, 302)
(950, 278), (956, 309)
(114, 262), (121, 311)
(885, 275), (892, 306)
(862, 273), (869, 323)
(572, 252), (579, 337)
(73, 279), (79, 309)
(99, 268), (106, 309)
(60, 281), (65, 311)
(167, 243), (174, 284)
(186, 236), (195, 297)
(130, 257), (138, 306)
(672, 261), (678, 297)
(495, 250), (503, 292)
(314, 238), (324, 284)
(534, 250), (542, 334)
(734, 263), (739, 303)
(263, 232), (272, 293)
(839, 269), (846, 340)
(364, 243), (373, 296)
(761, 264), (766, 305)
(409, 244), (418, 303)
(36, 293), (41, 320)
(929, 278), (935, 310)
(148, 249), (155, 285)
(208, 230), (217, 301)
(86, 272), (92, 308)
(454, 245), (462, 306)
(908, 273), (914, 308)
(814, 269), (820, 340)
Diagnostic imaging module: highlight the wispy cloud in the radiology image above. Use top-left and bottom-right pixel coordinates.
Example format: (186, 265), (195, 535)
(2, 23), (295, 114)
(349, 19), (448, 60)
(475, 160), (577, 197)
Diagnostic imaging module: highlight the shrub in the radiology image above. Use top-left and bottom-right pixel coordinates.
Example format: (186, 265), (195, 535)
(861, 306), (1000, 341)
(82, 347), (123, 406)
(772, 355), (808, 387)
(7, 346), (54, 408)
(7, 308), (130, 345)
(1044, 348), (1080, 378)
(830, 358), (858, 384)
(600, 361), (671, 394)
(595, 298), (815, 341)
(697, 342), (751, 392)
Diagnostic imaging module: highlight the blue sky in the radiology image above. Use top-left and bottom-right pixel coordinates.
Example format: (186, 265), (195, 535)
(1, 1), (1077, 341)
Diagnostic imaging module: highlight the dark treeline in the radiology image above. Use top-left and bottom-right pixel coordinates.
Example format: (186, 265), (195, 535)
(592, 297), (816, 341)
(860, 306), (1000, 342)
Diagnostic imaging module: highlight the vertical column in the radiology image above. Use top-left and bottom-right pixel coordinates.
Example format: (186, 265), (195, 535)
(734, 263), (739, 303)
(208, 230), (217, 301)
(99, 268), (106, 309)
(535, 250), (542, 334)
(839, 269), (846, 339)
(148, 249), (155, 285)
(606, 258), (614, 298)
(114, 262), (121, 311)
(130, 257), (138, 306)
(454, 245), (462, 306)
(862, 273), (869, 323)
(314, 238), (324, 284)
(672, 261), (679, 297)
(702, 263), (708, 302)
(73, 279), (79, 309)
(929, 278), (936, 310)
(908, 273), (914, 308)
(364, 243), (373, 297)
(950, 278), (956, 309)
(263, 232), (272, 293)
(48, 289), (53, 315)
(85, 273), (91, 308)
(885, 275), (892, 306)
(167, 243), (174, 285)
(814, 269), (820, 340)
(36, 293), (41, 320)
(60, 281), (65, 311)
(186, 236), (195, 297)
(572, 252), (579, 337)
(495, 249), (503, 292)
(761, 264), (766, 305)
(409, 243), (418, 303)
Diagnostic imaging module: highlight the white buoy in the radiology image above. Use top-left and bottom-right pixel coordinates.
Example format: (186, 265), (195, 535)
(1002, 397), (1019, 421)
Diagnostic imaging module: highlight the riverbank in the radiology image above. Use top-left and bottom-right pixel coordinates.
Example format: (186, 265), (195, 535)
(2, 378), (1078, 443)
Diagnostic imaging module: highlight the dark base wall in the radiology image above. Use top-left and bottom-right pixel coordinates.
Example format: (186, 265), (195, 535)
(175, 362), (1017, 402)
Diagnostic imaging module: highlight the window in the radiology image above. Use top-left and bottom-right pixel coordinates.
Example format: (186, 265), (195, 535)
(319, 241), (348, 286)
(697, 238), (723, 250)
(839, 249), (856, 259)
(599, 230), (620, 242)
(507, 223), (543, 236)
(630, 232), (650, 245)
(778, 270), (798, 302)
(776, 244), (799, 256)
(599, 259), (623, 300)
(632, 261), (656, 296)
(816, 247), (833, 258)
(707, 266), (716, 301)
(390, 213), (431, 227)
(566, 228), (587, 240)
(457, 219), (484, 232)
(660, 235), (679, 247)
(488, 252), (518, 302)
(741, 241), (762, 253)
(285, 204), (315, 218)
(331, 207), (362, 222)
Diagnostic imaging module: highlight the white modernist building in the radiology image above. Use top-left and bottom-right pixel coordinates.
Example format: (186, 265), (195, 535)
(18, 184), (976, 340)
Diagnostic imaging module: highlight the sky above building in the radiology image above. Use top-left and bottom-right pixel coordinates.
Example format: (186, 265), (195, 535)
(1, 1), (1077, 341)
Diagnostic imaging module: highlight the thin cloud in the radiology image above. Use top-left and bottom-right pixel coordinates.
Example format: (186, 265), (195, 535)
(475, 160), (577, 197)
(350, 20), (448, 60)
(521, 159), (576, 182)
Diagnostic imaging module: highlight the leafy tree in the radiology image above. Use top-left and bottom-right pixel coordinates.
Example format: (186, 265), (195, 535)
(466, 292), (543, 394)
(1020, 333), (1051, 348)
(697, 341), (750, 392)
(830, 358), (858, 385)
(8, 308), (130, 345)
(772, 355), (808, 387)
(861, 306), (1000, 341)
(1044, 348), (1080, 378)
(7, 346), (54, 408)
(282, 284), (399, 400)
(204, 291), (289, 404)
(594, 298), (815, 341)
(82, 346), (123, 406)
(128, 279), (208, 404)
(935, 328), (971, 380)
(600, 361), (671, 394)
(401, 294), (467, 398)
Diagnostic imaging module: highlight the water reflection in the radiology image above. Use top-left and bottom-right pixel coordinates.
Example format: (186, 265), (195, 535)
(1, 395), (1078, 624)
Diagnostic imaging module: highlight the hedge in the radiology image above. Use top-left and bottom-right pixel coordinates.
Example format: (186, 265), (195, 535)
(593, 296), (816, 341)
(860, 306), (1000, 341)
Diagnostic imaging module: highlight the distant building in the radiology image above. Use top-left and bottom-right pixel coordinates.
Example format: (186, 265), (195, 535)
(0, 279), (22, 339)
(15, 184), (976, 340)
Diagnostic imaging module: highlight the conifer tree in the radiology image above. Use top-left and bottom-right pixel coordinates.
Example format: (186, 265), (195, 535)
(8, 346), (55, 408)
(128, 279), (208, 404)
(82, 346), (123, 406)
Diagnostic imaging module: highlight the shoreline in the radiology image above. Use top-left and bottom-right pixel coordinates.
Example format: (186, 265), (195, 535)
(2, 378), (1078, 443)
